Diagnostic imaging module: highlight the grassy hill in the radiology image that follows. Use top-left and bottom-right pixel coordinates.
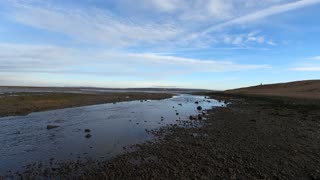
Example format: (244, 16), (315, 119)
(226, 80), (320, 99)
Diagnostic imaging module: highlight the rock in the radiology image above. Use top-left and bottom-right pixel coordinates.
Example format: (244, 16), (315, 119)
(197, 106), (202, 111)
(47, 125), (59, 130)
(178, 103), (182, 106)
(85, 134), (92, 138)
(84, 129), (91, 133)
(176, 113), (179, 115)
(191, 133), (198, 138)
(195, 101), (199, 104)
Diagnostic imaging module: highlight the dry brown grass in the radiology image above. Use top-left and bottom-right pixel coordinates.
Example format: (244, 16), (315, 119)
(226, 80), (320, 99)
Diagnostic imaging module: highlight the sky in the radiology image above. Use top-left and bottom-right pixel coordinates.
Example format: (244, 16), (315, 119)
(0, 0), (320, 90)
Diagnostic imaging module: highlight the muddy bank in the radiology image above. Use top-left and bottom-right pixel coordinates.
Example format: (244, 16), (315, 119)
(0, 92), (172, 117)
(5, 93), (320, 179)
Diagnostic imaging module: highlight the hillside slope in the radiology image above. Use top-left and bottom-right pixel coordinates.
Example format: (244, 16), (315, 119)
(226, 80), (320, 99)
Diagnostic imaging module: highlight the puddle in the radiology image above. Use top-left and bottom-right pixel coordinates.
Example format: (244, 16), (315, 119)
(0, 94), (224, 174)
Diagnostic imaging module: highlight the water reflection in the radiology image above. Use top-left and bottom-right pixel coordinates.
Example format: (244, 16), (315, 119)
(0, 94), (224, 174)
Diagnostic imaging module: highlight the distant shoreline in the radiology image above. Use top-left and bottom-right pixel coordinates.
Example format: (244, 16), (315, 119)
(0, 92), (173, 117)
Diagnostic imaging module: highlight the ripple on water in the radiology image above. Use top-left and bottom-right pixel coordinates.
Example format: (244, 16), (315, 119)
(0, 94), (224, 174)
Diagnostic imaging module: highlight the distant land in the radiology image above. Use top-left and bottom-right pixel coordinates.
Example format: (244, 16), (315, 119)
(0, 86), (214, 94)
(226, 80), (320, 99)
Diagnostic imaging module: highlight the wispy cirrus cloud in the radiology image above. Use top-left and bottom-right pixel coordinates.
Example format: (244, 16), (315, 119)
(3, 0), (303, 48)
(7, 1), (182, 47)
(188, 0), (320, 41)
(0, 43), (269, 76)
(291, 67), (320, 71)
(311, 56), (320, 60)
(291, 55), (320, 71)
(0, 0), (319, 88)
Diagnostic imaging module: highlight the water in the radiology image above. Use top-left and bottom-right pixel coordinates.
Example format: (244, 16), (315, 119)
(0, 94), (224, 174)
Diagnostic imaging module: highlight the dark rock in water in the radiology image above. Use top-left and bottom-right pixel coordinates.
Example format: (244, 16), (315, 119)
(198, 114), (202, 120)
(47, 125), (59, 130)
(85, 134), (92, 138)
(197, 106), (202, 111)
(176, 113), (179, 115)
(195, 101), (199, 104)
(84, 129), (91, 133)
(178, 103), (182, 106)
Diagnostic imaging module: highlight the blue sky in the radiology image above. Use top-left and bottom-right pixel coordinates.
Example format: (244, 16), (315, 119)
(0, 0), (319, 90)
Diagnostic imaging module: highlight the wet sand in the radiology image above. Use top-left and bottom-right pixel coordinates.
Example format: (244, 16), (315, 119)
(2, 93), (320, 179)
(0, 92), (172, 117)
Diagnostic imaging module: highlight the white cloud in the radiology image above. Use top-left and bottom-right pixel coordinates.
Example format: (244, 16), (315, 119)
(189, 0), (320, 40)
(122, 53), (270, 72)
(148, 0), (184, 12)
(8, 2), (182, 46)
(291, 56), (320, 71)
(0, 43), (269, 76)
(291, 67), (320, 71)
(311, 56), (320, 60)
(0, 42), (270, 88)
(220, 31), (267, 46)
(4, 0), (309, 49)
(207, 0), (234, 20)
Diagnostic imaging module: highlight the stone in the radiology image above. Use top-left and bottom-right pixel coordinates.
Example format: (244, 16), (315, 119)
(47, 125), (59, 130)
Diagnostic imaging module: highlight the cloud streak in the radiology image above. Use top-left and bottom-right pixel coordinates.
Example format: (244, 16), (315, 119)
(0, 43), (269, 76)
(190, 0), (320, 40)
(8, 2), (182, 46)
(311, 56), (320, 60)
(291, 67), (320, 71)
(3, 0), (294, 48)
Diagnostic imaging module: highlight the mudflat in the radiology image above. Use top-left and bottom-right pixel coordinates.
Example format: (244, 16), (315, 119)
(0, 92), (172, 117)
(11, 93), (320, 179)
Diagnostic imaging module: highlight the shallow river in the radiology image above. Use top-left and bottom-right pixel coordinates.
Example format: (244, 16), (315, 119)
(0, 94), (223, 174)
